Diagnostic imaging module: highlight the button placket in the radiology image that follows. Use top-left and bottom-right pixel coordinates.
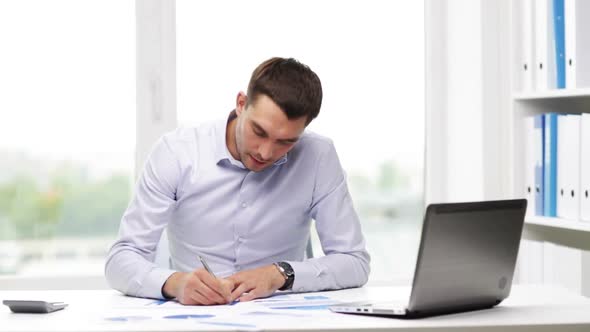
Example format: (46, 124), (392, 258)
(235, 172), (254, 266)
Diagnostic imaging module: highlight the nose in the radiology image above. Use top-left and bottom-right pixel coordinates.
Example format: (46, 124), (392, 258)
(258, 141), (273, 161)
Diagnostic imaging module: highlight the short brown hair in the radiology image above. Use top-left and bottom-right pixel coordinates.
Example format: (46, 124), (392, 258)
(247, 57), (323, 125)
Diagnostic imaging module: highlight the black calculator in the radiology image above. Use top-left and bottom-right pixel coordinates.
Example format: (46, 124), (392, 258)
(3, 300), (68, 313)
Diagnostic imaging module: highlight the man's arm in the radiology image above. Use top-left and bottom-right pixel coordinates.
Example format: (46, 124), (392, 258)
(225, 139), (370, 301)
(288, 139), (371, 292)
(104, 135), (181, 299)
(105, 134), (234, 304)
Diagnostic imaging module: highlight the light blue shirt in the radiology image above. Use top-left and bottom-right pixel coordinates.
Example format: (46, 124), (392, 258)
(105, 115), (370, 299)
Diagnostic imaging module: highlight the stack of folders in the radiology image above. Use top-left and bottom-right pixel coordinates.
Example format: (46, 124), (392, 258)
(518, 0), (590, 91)
(524, 113), (590, 222)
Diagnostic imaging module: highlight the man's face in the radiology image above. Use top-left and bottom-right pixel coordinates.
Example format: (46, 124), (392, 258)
(234, 94), (307, 172)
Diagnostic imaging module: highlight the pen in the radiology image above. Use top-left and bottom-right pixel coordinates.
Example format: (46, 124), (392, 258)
(199, 255), (238, 304)
(198, 255), (217, 278)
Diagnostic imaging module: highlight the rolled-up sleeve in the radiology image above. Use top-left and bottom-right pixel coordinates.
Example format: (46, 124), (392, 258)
(104, 135), (181, 299)
(288, 140), (370, 292)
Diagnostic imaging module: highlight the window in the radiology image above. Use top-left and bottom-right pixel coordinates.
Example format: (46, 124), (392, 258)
(177, 0), (425, 282)
(0, 1), (135, 277)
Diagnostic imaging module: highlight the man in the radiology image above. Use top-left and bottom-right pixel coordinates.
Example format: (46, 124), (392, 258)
(105, 57), (370, 305)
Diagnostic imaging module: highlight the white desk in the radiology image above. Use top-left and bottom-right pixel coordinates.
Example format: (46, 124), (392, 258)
(1, 285), (590, 332)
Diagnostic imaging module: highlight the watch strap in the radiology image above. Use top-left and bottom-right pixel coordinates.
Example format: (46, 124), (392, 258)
(275, 261), (294, 291)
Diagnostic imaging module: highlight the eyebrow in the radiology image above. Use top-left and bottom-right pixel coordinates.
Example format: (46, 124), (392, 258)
(251, 121), (300, 143)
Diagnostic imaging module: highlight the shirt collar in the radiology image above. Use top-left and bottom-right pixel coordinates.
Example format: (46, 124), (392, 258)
(214, 110), (288, 168)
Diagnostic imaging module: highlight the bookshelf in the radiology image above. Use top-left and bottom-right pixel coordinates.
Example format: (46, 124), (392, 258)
(508, 0), (590, 251)
(525, 216), (590, 252)
(511, 91), (590, 250)
(526, 216), (590, 233)
(514, 87), (590, 100)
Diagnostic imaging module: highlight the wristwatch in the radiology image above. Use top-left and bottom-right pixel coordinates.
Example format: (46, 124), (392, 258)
(273, 261), (295, 291)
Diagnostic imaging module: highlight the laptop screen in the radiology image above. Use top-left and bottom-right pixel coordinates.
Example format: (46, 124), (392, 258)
(407, 199), (526, 313)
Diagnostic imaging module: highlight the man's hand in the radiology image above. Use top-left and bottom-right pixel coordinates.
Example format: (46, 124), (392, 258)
(226, 264), (286, 302)
(162, 269), (234, 305)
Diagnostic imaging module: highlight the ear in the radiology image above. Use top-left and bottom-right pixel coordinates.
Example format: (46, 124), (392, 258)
(235, 91), (248, 116)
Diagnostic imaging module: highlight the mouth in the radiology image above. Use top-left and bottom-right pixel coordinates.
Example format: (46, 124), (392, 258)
(249, 154), (268, 166)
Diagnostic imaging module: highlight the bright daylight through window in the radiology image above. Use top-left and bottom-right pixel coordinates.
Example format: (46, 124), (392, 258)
(0, 0), (135, 277)
(176, 0), (425, 282)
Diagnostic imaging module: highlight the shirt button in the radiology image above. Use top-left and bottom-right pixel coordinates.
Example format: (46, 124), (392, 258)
(241, 202), (247, 208)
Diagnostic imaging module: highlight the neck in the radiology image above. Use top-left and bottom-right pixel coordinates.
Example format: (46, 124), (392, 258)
(226, 117), (240, 160)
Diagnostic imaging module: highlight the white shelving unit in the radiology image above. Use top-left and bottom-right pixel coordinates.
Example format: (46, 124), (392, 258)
(511, 91), (590, 251)
(526, 216), (590, 233)
(514, 88), (590, 100)
(509, 0), (590, 295)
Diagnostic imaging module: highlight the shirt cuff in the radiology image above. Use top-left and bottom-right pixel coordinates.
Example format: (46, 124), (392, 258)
(287, 260), (324, 293)
(138, 267), (176, 300)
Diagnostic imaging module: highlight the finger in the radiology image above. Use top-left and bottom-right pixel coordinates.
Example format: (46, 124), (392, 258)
(193, 276), (226, 304)
(213, 278), (233, 302)
(176, 291), (194, 305)
(189, 288), (213, 305)
(238, 289), (260, 302)
(194, 270), (230, 303)
(220, 279), (234, 301)
(225, 275), (237, 285)
(181, 282), (212, 306)
(199, 270), (233, 302)
(231, 282), (252, 301)
(225, 273), (243, 290)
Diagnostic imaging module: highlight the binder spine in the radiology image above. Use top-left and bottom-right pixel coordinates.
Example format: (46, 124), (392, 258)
(534, 115), (545, 216)
(553, 0), (566, 88)
(544, 113), (558, 217)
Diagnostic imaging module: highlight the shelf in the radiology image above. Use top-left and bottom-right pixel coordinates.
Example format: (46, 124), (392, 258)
(523, 217), (590, 251)
(525, 216), (590, 233)
(513, 88), (590, 100)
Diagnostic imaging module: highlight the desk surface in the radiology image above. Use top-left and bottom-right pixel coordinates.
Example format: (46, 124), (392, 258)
(1, 285), (590, 332)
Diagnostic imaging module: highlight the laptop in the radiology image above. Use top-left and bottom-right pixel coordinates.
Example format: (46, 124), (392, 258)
(330, 199), (527, 318)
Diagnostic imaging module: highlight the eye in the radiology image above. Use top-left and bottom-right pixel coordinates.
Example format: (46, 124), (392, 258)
(252, 127), (265, 137)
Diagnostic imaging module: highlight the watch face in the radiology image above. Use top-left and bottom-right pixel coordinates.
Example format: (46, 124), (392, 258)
(278, 262), (294, 277)
(277, 262), (295, 291)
